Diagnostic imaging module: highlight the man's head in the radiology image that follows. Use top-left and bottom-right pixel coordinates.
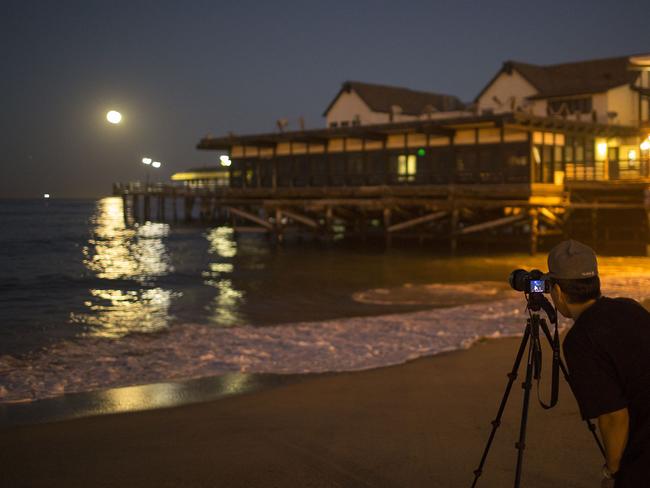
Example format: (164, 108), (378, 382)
(546, 239), (601, 318)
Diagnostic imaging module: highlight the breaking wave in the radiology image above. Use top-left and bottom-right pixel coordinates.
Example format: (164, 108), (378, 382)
(1, 276), (648, 404)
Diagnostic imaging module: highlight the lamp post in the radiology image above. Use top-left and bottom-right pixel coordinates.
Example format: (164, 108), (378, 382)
(141, 157), (162, 189)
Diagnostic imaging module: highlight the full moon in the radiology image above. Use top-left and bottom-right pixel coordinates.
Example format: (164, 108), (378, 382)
(106, 110), (122, 124)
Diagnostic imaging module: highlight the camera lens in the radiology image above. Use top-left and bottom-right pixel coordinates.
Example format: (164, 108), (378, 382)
(508, 269), (529, 292)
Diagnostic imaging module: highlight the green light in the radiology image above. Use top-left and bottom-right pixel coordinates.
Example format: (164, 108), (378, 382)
(417, 148), (426, 157)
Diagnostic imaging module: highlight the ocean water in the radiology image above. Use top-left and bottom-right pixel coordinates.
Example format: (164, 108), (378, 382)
(1, 197), (649, 403)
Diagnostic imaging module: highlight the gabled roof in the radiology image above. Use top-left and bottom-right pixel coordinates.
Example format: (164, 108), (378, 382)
(323, 81), (466, 117)
(475, 55), (642, 102)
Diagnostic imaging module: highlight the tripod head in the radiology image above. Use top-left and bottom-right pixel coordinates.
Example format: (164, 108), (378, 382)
(525, 292), (557, 325)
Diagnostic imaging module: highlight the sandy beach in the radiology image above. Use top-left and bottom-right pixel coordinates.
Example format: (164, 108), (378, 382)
(0, 335), (603, 488)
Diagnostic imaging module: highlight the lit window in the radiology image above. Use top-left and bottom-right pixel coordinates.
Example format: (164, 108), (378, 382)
(398, 154), (417, 182)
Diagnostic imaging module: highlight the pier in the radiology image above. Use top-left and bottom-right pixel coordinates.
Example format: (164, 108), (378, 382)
(113, 179), (650, 255)
(114, 113), (650, 255)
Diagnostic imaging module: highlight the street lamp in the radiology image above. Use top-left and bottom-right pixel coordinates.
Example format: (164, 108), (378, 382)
(141, 157), (161, 188)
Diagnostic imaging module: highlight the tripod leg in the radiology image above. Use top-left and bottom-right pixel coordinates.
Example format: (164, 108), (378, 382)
(470, 325), (531, 488)
(538, 320), (606, 458)
(514, 333), (537, 488)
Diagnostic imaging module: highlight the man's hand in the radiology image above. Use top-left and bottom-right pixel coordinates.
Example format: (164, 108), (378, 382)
(601, 477), (615, 488)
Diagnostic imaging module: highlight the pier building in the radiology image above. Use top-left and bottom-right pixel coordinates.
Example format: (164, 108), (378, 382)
(117, 53), (650, 254)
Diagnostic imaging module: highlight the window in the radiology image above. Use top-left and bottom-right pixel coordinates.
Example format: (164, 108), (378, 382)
(340, 121), (349, 127)
(398, 155), (416, 182)
(329, 122), (338, 128)
(548, 97), (593, 115)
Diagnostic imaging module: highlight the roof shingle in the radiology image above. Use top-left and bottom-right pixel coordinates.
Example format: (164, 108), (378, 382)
(324, 81), (466, 116)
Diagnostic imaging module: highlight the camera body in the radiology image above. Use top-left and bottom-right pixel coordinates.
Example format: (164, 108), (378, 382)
(509, 268), (550, 294)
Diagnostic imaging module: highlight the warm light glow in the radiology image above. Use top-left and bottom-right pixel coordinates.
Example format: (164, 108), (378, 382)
(628, 149), (637, 161)
(43, 193), (50, 199)
(142, 157), (152, 165)
(641, 140), (650, 151)
(106, 110), (122, 124)
(171, 170), (228, 181)
(75, 197), (174, 338)
(219, 155), (232, 167)
(152, 161), (161, 168)
(596, 141), (608, 159)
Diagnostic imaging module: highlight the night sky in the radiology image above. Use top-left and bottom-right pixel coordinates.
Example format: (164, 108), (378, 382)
(2, 0), (648, 198)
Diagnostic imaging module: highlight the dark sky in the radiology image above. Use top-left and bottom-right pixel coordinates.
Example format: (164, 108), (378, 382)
(2, 0), (648, 198)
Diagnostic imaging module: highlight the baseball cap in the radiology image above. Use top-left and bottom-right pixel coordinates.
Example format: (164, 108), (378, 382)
(546, 239), (599, 280)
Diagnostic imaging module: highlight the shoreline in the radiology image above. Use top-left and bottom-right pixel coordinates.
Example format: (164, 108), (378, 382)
(1, 335), (603, 487)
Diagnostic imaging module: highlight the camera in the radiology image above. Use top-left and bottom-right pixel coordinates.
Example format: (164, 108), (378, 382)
(509, 269), (550, 294)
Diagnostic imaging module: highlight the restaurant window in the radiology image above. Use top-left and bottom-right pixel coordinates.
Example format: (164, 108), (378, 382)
(366, 151), (387, 185)
(397, 154), (416, 182)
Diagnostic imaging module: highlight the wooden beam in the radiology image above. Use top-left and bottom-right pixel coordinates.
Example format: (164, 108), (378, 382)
(226, 206), (273, 229)
(456, 214), (525, 235)
(278, 209), (319, 228)
(233, 226), (270, 233)
(538, 207), (562, 227)
(388, 211), (447, 233)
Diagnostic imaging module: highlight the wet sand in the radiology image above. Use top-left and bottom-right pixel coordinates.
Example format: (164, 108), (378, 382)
(0, 336), (603, 487)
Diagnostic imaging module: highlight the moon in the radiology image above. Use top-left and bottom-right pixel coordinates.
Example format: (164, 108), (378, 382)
(106, 110), (122, 124)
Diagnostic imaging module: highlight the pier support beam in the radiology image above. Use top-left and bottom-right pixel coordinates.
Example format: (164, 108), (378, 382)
(275, 208), (284, 243)
(388, 211), (447, 233)
(132, 195), (139, 223)
(159, 196), (166, 222)
(450, 207), (459, 255)
(143, 195), (151, 222)
(122, 194), (129, 226)
(383, 207), (392, 247)
(530, 208), (539, 256)
(184, 197), (194, 222)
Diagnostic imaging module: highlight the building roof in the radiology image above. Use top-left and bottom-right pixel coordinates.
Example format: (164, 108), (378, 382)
(198, 113), (639, 152)
(476, 55), (642, 102)
(323, 81), (466, 117)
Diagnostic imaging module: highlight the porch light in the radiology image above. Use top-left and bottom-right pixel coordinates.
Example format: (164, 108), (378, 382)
(641, 140), (650, 151)
(219, 155), (232, 167)
(152, 161), (161, 169)
(596, 142), (608, 159)
(142, 157), (152, 165)
(628, 149), (637, 161)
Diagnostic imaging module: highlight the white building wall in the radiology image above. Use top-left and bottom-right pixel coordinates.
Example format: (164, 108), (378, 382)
(326, 91), (390, 127)
(606, 84), (638, 126)
(476, 71), (539, 115)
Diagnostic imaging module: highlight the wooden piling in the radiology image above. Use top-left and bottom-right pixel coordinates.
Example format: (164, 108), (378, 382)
(143, 195), (151, 222)
(383, 207), (392, 247)
(450, 207), (459, 255)
(529, 208), (539, 256)
(132, 194), (139, 222)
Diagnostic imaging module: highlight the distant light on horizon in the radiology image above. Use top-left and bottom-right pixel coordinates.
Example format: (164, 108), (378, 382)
(43, 193), (50, 199)
(106, 110), (122, 124)
(142, 157), (152, 165)
(151, 161), (161, 168)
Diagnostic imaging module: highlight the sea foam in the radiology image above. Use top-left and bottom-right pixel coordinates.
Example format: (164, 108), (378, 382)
(0, 276), (648, 403)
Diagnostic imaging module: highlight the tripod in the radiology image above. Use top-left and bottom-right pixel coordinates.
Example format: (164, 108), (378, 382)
(470, 301), (605, 487)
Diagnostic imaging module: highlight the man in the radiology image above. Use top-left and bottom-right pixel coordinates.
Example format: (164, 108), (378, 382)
(546, 239), (650, 487)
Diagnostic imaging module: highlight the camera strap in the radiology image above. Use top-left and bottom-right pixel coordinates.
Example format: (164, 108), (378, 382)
(537, 320), (560, 410)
